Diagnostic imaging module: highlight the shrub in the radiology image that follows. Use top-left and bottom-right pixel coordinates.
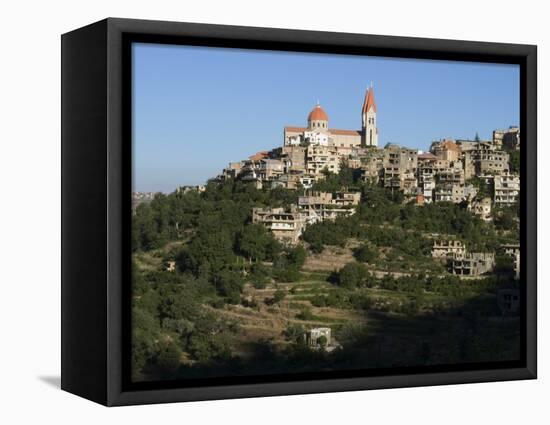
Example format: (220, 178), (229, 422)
(338, 262), (367, 289)
(354, 244), (377, 263)
(296, 306), (315, 321)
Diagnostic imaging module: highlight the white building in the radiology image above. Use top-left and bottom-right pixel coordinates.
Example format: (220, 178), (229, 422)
(494, 173), (520, 205)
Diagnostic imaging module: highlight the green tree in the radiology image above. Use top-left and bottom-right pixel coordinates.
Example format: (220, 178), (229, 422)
(213, 270), (244, 304)
(156, 341), (182, 374)
(272, 288), (286, 304)
(131, 307), (161, 380)
(283, 323), (305, 344)
(509, 150), (520, 173)
(287, 245), (307, 268)
(177, 229), (235, 276)
(250, 262), (270, 289)
(338, 262), (367, 289)
(237, 224), (274, 262)
(354, 244), (377, 263)
(317, 335), (328, 350)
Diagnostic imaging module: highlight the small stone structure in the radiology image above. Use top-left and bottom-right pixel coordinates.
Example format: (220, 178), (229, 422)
(305, 327), (331, 350)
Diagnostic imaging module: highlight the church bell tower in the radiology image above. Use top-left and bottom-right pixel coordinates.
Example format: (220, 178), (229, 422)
(361, 84), (378, 147)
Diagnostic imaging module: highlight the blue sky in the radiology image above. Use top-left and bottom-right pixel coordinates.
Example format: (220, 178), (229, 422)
(133, 43), (519, 192)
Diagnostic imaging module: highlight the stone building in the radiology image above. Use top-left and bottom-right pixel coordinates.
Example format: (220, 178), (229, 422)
(450, 252), (495, 276)
(382, 144), (418, 192)
(434, 184), (457, 202)
(252, 207), (305, 245)
(305, 144), (340, 177)
(469, 197), (492, 221)
(279, 145), (307, 174)
(131, 191), (156, 213)
(431, 139), (461, 162)
(432, 239), (466, 260)
(463, 143), (510, 179)
(222, 162), (244, 179)
(494, 173), (520, 205)
(455, 139), (479, 153)
(437, 166), (465, 186)
(360, 149), (385, 184)
(270, 172), (315, 190)
(502, 243), (520, 280)
(305, 327), (331, 350)
(493, 126), (520, 151)
(298, 191), (360, 223)
(417, 152), (438, 202)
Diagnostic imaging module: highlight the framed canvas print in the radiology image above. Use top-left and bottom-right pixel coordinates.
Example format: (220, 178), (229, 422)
(61, 18), (537, 406)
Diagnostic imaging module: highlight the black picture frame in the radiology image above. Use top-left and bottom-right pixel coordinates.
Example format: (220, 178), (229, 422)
(61, 17), (537, 406)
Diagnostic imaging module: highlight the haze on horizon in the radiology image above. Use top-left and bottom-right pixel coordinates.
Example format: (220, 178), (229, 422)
(132, 43), (519, 193)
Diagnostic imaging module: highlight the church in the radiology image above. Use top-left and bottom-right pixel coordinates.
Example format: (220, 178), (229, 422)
(283, 85), (379, 148)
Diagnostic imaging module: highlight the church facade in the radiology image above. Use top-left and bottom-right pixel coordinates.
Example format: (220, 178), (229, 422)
(283, 86), (379, 148)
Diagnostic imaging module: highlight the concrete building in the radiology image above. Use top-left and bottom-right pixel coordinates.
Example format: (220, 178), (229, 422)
(434, 184), (458, 203)
(382, 144), (418, 193)
(305, 327), (331, 350)
(493, 126), (520, 151)
(502, 243), (520, 280)
(270, 171), (314, 190)
(417, 152), (439, 202)
(438, 166), (465, 186)
(469, 197), (492, 222)
(494, 173), (520, 205)
(222, 162), (244, 180)
(431, 139), (461, 162)
(280, 145), (307, 174)
(235, 157), (280, 188)
(455, 139), (480, 153)
(432, 239), (466, 260)
(252, 207), (306, 245)
(132, 191), (157, 213)
(464, 143), (510, 179)
(305, 144), (340, 177)
(360, 149), (384, 184)
(298, 191), (360, 223)
(451, 252), (495, 276)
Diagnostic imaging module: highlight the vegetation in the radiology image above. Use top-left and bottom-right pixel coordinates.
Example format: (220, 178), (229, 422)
(131, 170), (520, 382)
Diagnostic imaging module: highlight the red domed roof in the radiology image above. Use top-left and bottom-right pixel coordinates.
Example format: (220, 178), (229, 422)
(308, 104), (329, 122)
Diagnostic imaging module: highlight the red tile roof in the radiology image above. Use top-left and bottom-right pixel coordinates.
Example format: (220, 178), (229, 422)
(249, 151), (269, 161)
(308, 104), (329, 121)
(418, 152), (437, 160)
(330, 129), (362, 136)
(440, 140), (460, 151)
(284, 126), (360, 136)
(284, 126), (306, 133)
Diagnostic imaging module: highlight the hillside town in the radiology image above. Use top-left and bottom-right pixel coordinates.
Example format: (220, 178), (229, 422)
(131, 83), (522, 381)
(214, 85), (520, 279)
